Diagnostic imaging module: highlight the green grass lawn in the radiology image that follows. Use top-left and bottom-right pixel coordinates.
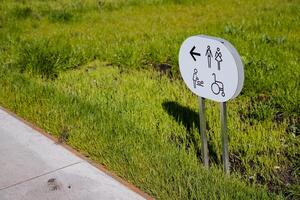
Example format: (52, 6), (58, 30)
(0, 0), (299, 199)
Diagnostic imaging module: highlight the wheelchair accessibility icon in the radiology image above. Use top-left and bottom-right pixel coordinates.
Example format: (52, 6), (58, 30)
(211, 73), (225, 97)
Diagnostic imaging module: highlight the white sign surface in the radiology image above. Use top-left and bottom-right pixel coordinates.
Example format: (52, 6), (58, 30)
(178, 35), (244, 102)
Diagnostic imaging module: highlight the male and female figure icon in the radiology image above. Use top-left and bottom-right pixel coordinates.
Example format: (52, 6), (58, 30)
(205, 46), (222, 70)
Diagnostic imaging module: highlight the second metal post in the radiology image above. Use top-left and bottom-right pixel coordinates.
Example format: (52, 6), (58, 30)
(221, 102), (230, 174)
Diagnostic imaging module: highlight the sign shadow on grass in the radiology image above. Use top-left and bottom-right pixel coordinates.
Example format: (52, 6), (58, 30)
(162, 101), (219, 164)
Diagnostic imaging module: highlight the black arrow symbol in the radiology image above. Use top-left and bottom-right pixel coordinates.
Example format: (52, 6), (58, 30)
(190, 46), (201, 61)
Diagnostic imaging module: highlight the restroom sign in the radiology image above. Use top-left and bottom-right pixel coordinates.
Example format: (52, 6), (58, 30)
(178, 35), (244, 102)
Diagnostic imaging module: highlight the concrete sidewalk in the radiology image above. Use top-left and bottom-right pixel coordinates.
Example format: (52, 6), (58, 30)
(0, 108), (148, 200)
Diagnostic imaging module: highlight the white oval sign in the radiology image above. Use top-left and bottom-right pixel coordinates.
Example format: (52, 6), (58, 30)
(178, 35), (244, 102)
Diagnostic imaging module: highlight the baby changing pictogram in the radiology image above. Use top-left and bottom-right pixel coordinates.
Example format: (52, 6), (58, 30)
(192, 68), (204, 88)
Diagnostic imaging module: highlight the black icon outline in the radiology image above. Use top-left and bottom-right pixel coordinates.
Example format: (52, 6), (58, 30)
(214, 47), (223, 71)
(211, 73), (225, 97)
(205, 45), (213, 68)
(193, 68), (204, 89)
(190, 46), (201, 61)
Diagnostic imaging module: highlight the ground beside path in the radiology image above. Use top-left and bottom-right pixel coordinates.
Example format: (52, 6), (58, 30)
(0, 108), (147, 200)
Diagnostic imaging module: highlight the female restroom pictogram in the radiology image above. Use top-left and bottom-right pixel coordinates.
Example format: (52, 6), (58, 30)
(215, 48), (223, 70)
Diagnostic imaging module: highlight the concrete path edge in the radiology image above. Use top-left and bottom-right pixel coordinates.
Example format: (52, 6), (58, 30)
(0, 106), (154, 200)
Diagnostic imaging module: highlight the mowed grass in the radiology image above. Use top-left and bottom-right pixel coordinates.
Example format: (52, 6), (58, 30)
(0, 0), (299, 199)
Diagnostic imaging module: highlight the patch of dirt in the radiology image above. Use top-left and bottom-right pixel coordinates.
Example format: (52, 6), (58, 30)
(154, 63), (172, 77)
(58, 126), (69, 144)
(229, 153), (246, 176)
(229, 152), (299, 199)
(274, 111), (284, 123)
(168, 133), (184, 149)
(286, 116), (300, 136)
(256, 93), (271, 102)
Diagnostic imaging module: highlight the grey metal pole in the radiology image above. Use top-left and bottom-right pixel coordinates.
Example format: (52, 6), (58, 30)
(199, 97), (209, 167)
(220, 102), (230, 174)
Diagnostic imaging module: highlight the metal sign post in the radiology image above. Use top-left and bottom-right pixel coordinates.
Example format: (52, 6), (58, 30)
(199, 97), (209, 167)
(220, 102), (229, 174)
(178, 35), (244, 173)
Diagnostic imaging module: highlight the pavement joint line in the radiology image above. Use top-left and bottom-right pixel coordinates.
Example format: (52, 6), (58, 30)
(0, 161), (83, 191)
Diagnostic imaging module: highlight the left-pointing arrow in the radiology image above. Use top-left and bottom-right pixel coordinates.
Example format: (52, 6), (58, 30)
(190, 46), (201, 61)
